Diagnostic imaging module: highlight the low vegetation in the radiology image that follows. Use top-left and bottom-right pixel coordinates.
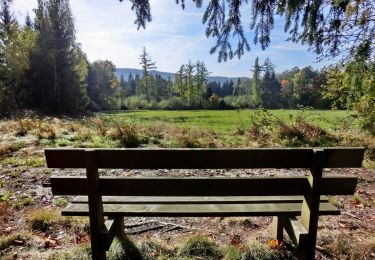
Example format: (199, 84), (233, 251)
(0, 109), (373, 259)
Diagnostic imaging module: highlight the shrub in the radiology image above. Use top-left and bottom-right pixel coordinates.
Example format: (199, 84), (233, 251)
(124, 96), (148, 110)
(0, 141), (26, 157)
(241, 242), (282, 260)
(277, 115), (338, 146)
(30, 244), (91, 260)
(53, 197), (68, 207)
(106, 122), (143, 147)
(15, 196), (33, 208)
(0, 232), (31, 250)
(90, 116), (106, 136)
(222, 245), (241, 260)
(35, 122), (56, 140)
(178, 236), (222, 259)
(138, 240), (173, 259)
(107, 236), (142, 260)
(15, 118), (37, 136)
(28, 209), (59, 232)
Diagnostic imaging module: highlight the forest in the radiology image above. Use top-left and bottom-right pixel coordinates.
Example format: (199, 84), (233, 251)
(0, 0), (374, 132)
(0, 0), (374, 259)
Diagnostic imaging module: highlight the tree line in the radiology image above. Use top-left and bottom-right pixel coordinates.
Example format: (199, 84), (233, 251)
(0, 0), (373, 131)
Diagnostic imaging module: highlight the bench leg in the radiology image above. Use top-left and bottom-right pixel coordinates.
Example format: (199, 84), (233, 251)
(115, 216), (125, 238)
(271, 216), (284, 241)
(90, 225), (106, 260)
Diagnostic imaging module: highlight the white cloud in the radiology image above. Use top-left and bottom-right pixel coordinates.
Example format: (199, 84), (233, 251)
(9, 0), (331, 76)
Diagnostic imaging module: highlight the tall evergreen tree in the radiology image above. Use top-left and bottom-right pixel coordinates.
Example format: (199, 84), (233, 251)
(87, 60), (118, 110)
(184, 60), (195, 106)
(174, 65), (185, 98)
(250, 57), (262, 107)
(261, 58), (280, 108)
(194, 60), (209, 105)
(119, 74), (126, 108)
(29, 0), (89, 113)
(139, 46), (156, 102)
(25, 13), (32, 28)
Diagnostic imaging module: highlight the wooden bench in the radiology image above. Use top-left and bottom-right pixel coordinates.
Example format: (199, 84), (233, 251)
(45, 147), (364, 260)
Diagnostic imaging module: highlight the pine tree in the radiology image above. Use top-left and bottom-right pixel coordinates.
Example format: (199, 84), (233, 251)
(139, 46), (156, 102)
(119, 74), (126, 108)
(174, 65), (185, 98)
(127, 73), (136, 95)
(261, 58), (280, 108)
(29, 0), (89, 113)
(250, 57), (262, 107)
(194, 60), (209, 105)
(87, 60), (118, 110)
(0, 0), (35, 114)
(184, 60), (195, 106)
(25, 13), (32, 28)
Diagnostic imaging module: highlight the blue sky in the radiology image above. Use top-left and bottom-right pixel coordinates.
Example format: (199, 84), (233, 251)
(12, 0), (338, 77)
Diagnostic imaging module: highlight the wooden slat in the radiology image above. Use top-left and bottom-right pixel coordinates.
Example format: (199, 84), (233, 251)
(50, 176), (358, 196)
(61, 202), (340, 217)
(72, 195), (329, 204)
(44, 147), (364, 169)
(283, 217), (308, 245)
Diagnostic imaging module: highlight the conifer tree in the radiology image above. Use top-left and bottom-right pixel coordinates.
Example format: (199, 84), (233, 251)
(25, 13), (32, 28)
(29, 0), (89, 113)
(184, 60), (195, 106)
(261, 58), (280, 108)
(139, 46), (156, 102)
(194, 60), (209, 105)
(250, 57), (262, 107)
(174, 65), (185, 98)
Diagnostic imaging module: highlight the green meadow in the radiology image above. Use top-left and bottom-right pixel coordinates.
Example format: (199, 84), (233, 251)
(102, 109), (352, 132)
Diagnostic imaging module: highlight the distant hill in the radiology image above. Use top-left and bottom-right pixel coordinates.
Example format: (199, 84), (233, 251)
(115, 68), (247, 84)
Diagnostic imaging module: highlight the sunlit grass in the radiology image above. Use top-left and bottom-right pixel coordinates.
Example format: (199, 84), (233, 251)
(103, 109), (351, 132)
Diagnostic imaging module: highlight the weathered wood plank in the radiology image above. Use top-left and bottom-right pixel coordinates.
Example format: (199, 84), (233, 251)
(300, 149), (324, 260)
(72, 195), (329, 204)
(283, 217), (308, 245)
(100, 218), (121, 251)
(61, 202), (340, 217)
(50, 176), (358, 196)
(45, 147), (364, 169)
(85, 150), (106, 260)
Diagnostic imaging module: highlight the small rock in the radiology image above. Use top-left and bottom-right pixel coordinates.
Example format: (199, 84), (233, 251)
(14, 239), (24, 245)
(5, 226), (14, 233)
(13, 252), (17, 259)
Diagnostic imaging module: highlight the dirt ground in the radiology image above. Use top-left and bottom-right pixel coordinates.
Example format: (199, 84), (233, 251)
(1, 164), (374, 259)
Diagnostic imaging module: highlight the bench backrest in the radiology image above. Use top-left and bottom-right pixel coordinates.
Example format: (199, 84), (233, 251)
(45, 147), (364, 197)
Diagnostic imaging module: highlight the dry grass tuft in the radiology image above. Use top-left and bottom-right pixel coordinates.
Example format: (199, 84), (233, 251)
(106, 122), (142, 147)
(27, 209), (60, 232)
(35, 121), (57, 140)
(178, 235), (222, 259)
(277, 116), (338, 146)
(15, 118), (37, 136)
(90, 116), (106, 136)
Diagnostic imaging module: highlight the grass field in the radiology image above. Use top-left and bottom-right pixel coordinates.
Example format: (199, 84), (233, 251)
(102, 109), (352, 132)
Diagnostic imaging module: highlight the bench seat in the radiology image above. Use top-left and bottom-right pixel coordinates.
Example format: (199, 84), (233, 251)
(63, 198), (339, 217)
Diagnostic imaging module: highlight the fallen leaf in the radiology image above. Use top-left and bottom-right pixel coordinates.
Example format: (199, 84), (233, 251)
(44, 237), (58, 248)
(230, 234), (242, 245)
